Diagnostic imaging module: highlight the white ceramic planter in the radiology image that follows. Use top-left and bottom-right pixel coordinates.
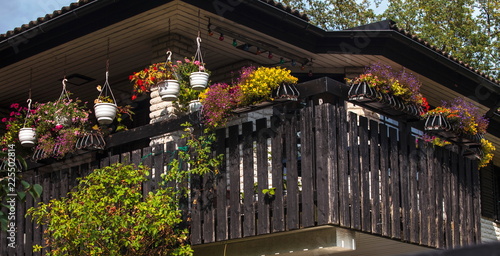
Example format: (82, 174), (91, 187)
(188, 100), (202, 113)
(94, 103), (118, 125)
(158, 80), (180, 101)
(18, 128), (37, 147)
(190, 72), (209, 90)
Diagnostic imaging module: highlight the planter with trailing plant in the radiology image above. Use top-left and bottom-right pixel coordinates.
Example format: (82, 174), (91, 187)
(422, 97), (494, 167)
(94, 72), (118, 125)
(346, 63), (429, 121)
(18, 128), (37, 147)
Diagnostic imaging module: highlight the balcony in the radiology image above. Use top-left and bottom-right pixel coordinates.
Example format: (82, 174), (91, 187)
(1, 78), (481, 255)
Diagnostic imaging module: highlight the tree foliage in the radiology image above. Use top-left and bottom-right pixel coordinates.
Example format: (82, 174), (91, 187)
(27, 163), (192, 256)
(282, 0), (499, 78)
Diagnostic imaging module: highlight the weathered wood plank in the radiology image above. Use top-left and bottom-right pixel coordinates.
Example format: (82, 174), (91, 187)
(409, 135), (419, 244)
(271, 115), (285, 232)
(329, 105), (340, 226)
(315, 105), (331, 225)
(228, 125), (241, 239)
(190, 171), (202, 245)
(286, 115), (299, 230)
(215, 128), (228, 241)
(450, 152), (460, 247)
(442, 150), (452, 249)
(435, 148), (444, 248)
(338, 107), (350, 228)
(427, 144), (436, 247)
(369, 120), (381, 234)
(349, 112), (361, 230)
(141, 147), (153, 198)
(242, 121), (255, 237)
(471, 160), (481, 244)
(399, 124), (410, 242)
(419, 140), (428, 246)
(359, 116), (371, 233)
(256, 118), (270, 234)
(131, 149), (142, 166)
(458, 155), (466, 246)
(379, 123), (390, 237)
(301, 107), (315, 228)
(389, 127), (400, 239)
(465, 158), (473, 246)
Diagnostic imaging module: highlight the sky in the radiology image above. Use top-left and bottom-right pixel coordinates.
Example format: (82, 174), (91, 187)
(0, 0), (76, 34)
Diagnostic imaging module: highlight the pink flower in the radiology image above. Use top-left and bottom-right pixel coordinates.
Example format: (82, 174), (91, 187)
(177, 60), (182, 64)
(10, 103), (19, 109)
(184, 58), (190, 63)
(55, 124), (64, 130)
(194, 60), (200, 66)
(1, 118), (7, 122)
(9, 111), (16, 116)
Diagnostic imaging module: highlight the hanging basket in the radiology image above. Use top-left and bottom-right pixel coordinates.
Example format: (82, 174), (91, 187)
(158, 80), (180, 101)
(94, 103), (118, 125)
(19, 128), (37, 147)
(347, 82), (423, 121)
(188, 99), (202, 113)
(190, 72), (209, 90)
(274, 83), (299, 101)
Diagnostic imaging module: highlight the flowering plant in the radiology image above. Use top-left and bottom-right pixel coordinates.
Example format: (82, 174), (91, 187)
(0, 103), (35, 153)
(173, 58), (210, 106)
(199, 83), (242, 128)
(423, 98), (489, 136)
(237, 66), (298, 105)
(346, 63), (429, 112)
(129, 62), (176, 99)
(0, 98), (90, 159)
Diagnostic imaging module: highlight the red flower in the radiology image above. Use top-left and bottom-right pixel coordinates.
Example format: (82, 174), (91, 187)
(131, 95), (137, 101)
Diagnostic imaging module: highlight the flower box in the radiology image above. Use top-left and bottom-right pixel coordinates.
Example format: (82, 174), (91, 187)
(423, 113), (483, 147)
(348, 82), (423, 121)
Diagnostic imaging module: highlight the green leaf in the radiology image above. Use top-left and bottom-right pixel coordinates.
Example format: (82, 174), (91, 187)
(21, 180), (30, 189)
(18, 191), (26, 201)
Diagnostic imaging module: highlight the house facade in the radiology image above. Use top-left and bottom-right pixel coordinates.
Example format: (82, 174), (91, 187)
(1, 0), (499, 255)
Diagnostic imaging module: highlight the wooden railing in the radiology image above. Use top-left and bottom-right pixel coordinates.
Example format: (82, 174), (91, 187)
(1, 102), (481, 255)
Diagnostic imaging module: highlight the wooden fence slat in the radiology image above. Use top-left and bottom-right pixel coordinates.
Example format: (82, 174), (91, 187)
(409, 134), (419, 244)
(286, 115), (299, 230)
(379, 123), (390, 237)
(131, 149), (142, 166)
(141, 147), (153, 199)
(451, 152), (460, 247)
(443, 150), (452, 249)
(328, 105), (340, 226)
(271, 115), (285, 232)
(389, 127), (400, 239)
(458, 155), (466, 246)
(359, 116), (370, 232)
(242, 121), (256, 237)
(369, 120), (381, 234)
(399, 124), (410, 241)
(300, 107), (315, 228)
(418, 142), (427, 245)
(24, 173), (34, 256)
(215, 128), (227, 242)
(427, 144), (435, 246)
(315, 105), (331, 225)
(228, 125), (241, 239)
(256, 118), (271, 234)
(338, 107), (350, 227)
(435, 148), (444, 248)
(349, 112), (361, 230)
(472, 160), (481, 244)
(465, 158), (473, 246)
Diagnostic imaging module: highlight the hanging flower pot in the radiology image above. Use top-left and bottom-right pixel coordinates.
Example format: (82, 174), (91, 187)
(188, 99), (202, 113)
(94, 103), (118, 125)
(274, 83), (299, 101)
(18, 128), (37, 147)
(158, 80), (180, 101)
(190, 72), (210, 90)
